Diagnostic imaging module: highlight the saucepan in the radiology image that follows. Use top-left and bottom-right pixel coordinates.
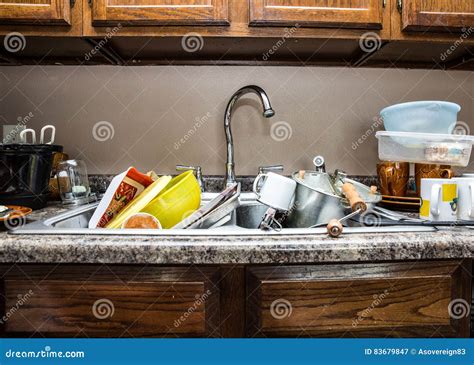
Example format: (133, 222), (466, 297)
(285, 157), (381, 229)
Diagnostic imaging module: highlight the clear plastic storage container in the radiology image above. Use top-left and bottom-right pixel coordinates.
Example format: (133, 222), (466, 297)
(376, 131), (474, 167)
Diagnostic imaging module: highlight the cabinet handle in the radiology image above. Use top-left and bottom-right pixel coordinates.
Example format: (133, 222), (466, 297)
(70, 0), (75, 7)
(382, 0), (386, 8)
(397, 0), (402, 13)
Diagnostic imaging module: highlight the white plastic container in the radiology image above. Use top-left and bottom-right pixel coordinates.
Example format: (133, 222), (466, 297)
(376, 131), (474, 167)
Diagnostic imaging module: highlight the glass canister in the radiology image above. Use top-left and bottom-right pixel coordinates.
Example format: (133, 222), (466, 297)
(57, 160), (91, 204)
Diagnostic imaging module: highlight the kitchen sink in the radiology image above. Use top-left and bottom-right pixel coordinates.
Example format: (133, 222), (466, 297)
(10, 192), (437, 236)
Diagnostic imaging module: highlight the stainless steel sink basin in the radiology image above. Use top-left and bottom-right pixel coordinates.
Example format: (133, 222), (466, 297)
(10, 192), (437, 236)
(233, 203), (268, 229)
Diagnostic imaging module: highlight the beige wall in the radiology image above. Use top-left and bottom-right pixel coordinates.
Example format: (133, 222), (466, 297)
(1, 66), (473, 176)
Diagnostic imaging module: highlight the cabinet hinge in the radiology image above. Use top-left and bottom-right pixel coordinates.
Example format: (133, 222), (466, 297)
(382, 0), (386, 8)
(88, 0), (92, 7)
(70, 0), (75, 7)
(397, 0), (402, 13)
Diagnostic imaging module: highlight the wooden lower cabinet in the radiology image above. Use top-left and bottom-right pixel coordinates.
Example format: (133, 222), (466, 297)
(0, 265), (220, 337)
(247, 261), (471, 337)
(0, 261), (471, 338)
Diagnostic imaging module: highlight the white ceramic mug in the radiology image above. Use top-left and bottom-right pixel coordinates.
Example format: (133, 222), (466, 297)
(452, 177), (474, 221)
(253, 172), (296, 211)
(420, 178), (458, 221)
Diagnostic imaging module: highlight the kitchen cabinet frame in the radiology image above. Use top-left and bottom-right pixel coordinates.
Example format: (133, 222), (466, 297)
(0, 260), (471, 338)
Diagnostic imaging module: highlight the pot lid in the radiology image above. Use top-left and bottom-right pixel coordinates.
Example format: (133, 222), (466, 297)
(292, 170), (339, 197)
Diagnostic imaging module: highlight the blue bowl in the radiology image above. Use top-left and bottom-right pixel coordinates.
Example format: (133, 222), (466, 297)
(380, 101), (461, 134)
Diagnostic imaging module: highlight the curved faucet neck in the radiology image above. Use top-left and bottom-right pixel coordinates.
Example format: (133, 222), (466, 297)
(224, 85), (274, 188)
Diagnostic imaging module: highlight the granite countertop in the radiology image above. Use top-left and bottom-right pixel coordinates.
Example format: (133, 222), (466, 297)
(1, 204), (474, 265)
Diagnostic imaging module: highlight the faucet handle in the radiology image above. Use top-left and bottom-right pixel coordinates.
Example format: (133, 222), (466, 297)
(176, 165), (204, 192)
(258, 165), (284, 174)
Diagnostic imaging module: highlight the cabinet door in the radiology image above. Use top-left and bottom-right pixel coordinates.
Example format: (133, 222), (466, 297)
(250, 0), (384, 29)
(402, 0), (474, 32)
(247, 261), (471, 337)
(91, 0), (229, 26)
(0, 265), (220, 337)
(0, 0), (71, 25)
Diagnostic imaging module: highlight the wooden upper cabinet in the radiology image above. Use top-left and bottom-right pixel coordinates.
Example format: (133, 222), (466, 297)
(401, 0), (474, 32)
(91, 0), (230, 26)
(249, 0), (384, 29)
(0, 0), (71, 25)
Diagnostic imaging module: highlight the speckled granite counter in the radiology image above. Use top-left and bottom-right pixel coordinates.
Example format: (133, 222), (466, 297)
(1, 204), (474, 265)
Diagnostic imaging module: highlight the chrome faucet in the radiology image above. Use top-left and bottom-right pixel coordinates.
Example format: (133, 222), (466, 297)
(224, 85), (275, 187)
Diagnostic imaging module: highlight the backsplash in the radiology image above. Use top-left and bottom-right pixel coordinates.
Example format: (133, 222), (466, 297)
(1, 66), (473, 176)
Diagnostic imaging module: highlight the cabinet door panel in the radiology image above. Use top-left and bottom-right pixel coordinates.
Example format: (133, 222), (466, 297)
(247, 261), (471, 337)
(402, 0), (474, 32)
(92, 0), (229, 26)
(250, 0), (383, 29)
(0, 0), (71, 25)
(0, 265), (220, 337)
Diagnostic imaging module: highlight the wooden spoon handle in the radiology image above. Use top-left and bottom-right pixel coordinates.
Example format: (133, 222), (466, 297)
(341, 183), (367, 212)
(327, 219), (343, 238)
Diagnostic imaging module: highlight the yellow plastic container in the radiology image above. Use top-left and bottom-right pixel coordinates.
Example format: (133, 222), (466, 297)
(105, 175), (172, 229)
(141, 170), (201, 228)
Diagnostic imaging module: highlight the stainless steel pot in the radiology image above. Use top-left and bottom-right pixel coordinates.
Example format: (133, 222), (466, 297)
(285, 170), (381, 228)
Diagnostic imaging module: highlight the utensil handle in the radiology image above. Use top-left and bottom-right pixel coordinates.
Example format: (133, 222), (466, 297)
(341, 183), (367, 212)
(327, 219), (343, 238)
